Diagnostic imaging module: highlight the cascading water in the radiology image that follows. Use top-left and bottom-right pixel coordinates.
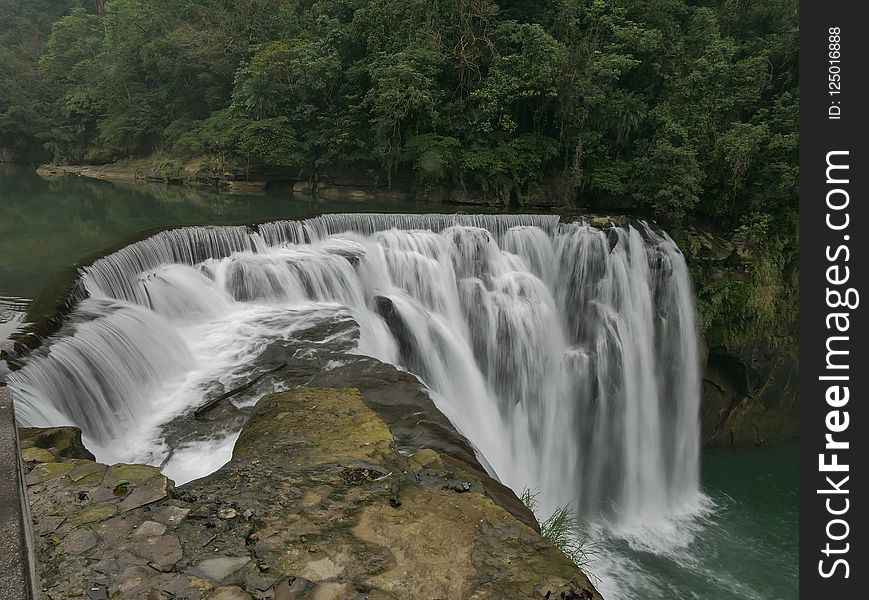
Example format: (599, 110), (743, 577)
(7, 213), (701, 533)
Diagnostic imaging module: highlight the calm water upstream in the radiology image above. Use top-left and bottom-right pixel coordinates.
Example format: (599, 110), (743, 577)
(0, 165), (446, 341)
(0, 166), (797, 599)
(0, 165), (445, 304)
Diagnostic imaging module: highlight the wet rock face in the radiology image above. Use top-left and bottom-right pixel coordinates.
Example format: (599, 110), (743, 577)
(680, 225), (799, 448)
(700, 346), (798, 448)
(170, 320), (540, 533)
(22, 388), (601, 600)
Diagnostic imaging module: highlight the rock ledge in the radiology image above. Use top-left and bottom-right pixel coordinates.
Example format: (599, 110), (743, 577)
(22, 388), (601, 600)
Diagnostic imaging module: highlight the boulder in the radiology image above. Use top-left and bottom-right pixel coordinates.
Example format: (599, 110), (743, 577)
(18, 426), (95, 462)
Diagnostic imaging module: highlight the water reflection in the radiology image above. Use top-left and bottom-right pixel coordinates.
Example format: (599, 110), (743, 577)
(0, 165), (444, 301)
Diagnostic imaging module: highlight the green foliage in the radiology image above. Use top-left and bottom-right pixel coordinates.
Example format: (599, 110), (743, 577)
(735, 212), (774, 244)
(170, 109), (239, 158)
(520, 488), (601, 578)
(0, 0), (799, 359)
(150, 156), (183, 178)
(4, 19), (809, 527)
(1, 0), (797, 230)
(688, 225), (799, 346)
(471, 22), (560, 134)
(405, 134), (461, 188)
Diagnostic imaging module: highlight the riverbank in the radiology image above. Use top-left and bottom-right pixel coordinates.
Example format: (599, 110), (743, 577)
(36, 158), (552, 205)
(20, 388), (600, 600)
(37, 160), (289, 197)
(36, 162), (144, 183)
(37, 159), (418, 202)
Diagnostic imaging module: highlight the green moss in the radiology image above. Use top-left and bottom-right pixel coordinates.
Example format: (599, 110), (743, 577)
(71, 504), (117, 525)
(106, 464), (161, 484)
(68, 461), (107, 482)
(31, 462), (76, 481)
(233, 388), (394, 465)
(21, 447), (56, 463)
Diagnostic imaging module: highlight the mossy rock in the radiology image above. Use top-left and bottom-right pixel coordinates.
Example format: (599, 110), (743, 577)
(23, 388), (600, 599)
(19, 426), (96, 462)
(589, 216), (612, 228)
(233, 388), (395, 466)
(409, 448), (444, 472)
(27, 461), (76, 482)
(21, 447), (56, 464)
(105, 463), (162, 486)
(71, 504), (117, 525)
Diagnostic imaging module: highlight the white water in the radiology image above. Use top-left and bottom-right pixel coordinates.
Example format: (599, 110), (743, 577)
(8, 213), (702, 543)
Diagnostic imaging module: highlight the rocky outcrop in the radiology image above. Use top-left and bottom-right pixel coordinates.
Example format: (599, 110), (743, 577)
(36, 163), (143, 182)
(18, 426), (96, 463)
(681, 225), (799, 447)
(700, 345), (798, 447)
(21, 388), (601, 600)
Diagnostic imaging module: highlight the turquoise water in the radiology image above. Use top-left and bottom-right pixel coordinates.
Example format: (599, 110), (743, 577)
(0, 167), (798, 599)
(594, 444), (798, 599)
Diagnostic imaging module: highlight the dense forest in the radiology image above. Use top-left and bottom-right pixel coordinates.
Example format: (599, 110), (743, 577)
(1, 0), (797, 338)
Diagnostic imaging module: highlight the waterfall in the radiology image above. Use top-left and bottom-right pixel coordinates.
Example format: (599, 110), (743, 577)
(7, 213), (700, 522)
(10, 298), (195, 457)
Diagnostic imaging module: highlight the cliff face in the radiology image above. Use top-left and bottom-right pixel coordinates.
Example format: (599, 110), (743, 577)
(20, 388), (601, 600)
(680, 226), (799, 448)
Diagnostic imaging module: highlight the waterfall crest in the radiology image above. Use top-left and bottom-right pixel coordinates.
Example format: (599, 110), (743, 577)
(8, 213), (700, 522)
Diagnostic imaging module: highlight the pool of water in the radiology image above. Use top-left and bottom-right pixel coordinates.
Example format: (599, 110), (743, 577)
(593, 444), (798, 599)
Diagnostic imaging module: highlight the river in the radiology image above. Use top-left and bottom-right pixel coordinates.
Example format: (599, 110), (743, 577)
(0, 166), (797, 599)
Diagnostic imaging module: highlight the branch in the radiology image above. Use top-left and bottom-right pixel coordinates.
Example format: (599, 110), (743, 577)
(193, 363), (287, 419)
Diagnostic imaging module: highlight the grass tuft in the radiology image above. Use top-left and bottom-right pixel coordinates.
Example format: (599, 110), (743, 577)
(521, 487), (602, 582)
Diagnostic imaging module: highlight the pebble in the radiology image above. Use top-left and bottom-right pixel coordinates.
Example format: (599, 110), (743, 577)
(134, 520), (167, 537)
(217, 507), (238, 520)
(187, 556), (251, 582)
(448, 482), (471, 493)
(205, 586), (253, 599)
